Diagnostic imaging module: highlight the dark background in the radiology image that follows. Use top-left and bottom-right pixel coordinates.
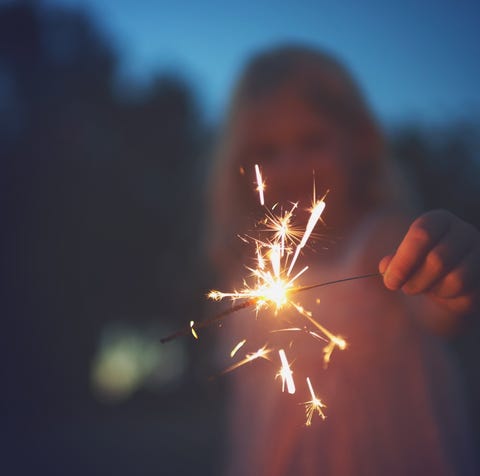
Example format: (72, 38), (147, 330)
(1, 2), (479, 474)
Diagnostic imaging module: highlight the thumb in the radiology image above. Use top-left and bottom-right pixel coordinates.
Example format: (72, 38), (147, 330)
(379, 254), (393, 275)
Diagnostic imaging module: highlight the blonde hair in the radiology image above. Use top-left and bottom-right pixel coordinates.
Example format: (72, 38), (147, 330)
(207, 44), (399, 274)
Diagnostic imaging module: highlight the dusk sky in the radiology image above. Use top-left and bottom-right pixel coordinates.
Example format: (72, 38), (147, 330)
(49, 0), (480, 125)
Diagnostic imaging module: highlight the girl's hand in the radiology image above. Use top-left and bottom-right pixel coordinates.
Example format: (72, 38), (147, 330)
(379, 210), (480, 316)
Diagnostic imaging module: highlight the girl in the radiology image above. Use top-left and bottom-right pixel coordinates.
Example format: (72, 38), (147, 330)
(208, 45), (479, 476)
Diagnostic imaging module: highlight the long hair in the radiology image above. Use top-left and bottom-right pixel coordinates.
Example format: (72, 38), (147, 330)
(207, 44), (400, 275)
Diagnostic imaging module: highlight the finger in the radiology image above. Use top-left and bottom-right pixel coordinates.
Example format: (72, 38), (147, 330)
(384, 211), (451, 290)
(429, 245), (480, 299)
(428, 290), (480, 317)
(401, 222), (476, 295)
(379, 255), (393, 275)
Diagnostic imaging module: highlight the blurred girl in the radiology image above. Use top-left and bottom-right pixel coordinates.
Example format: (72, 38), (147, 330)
(208, 45), (479, 476)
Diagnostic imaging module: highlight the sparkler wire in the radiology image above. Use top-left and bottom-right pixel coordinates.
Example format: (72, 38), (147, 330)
(160, 299), (255, 343)
(160, 272), (383, 344)
(293, 272), (383, 294)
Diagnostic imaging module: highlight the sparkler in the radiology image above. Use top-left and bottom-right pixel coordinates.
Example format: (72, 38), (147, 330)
(161, 164), (383, 425)
(208, 165), (345, 367)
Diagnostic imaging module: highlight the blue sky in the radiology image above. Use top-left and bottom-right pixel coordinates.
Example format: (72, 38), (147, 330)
(49, 0), (480, 125)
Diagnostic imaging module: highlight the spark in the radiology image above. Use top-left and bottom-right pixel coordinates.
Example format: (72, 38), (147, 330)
(323, 337), (347, 368)
(159, 165), (386, 425)
(277, 349), (296, 394)
(292, 303), (346, 367)
(263, 202), (301, 256)
(208, 175), (346, 366)
(190, 321), (198, 340)
(270, 327), (329, 343)
(220, 345), (272, 375)
(230, 339), (247, 358)
(209, 259), (293, 312)
(269, 242), (281, 278)
(287, 194), (327, 276)
(255, 164), (265, 206)
(303, 377), (326, 426)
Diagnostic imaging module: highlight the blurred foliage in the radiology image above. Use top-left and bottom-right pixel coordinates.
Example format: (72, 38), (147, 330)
(1, 2), (222, 475)
(390, 122), (480, 455)
(1, 1), (479, 475)
(390, 121), (480, 227)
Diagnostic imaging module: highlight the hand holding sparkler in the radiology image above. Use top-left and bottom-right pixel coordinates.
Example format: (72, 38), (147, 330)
(380, 209), (480, 317)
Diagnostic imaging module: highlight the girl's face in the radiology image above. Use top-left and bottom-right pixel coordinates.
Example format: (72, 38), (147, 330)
(231, 87), (357, 218)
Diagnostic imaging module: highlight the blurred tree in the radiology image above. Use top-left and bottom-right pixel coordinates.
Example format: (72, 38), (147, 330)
(390, 121), (480, 454)
(1, 2), (219, 475)
(390, 121), (480, 226)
